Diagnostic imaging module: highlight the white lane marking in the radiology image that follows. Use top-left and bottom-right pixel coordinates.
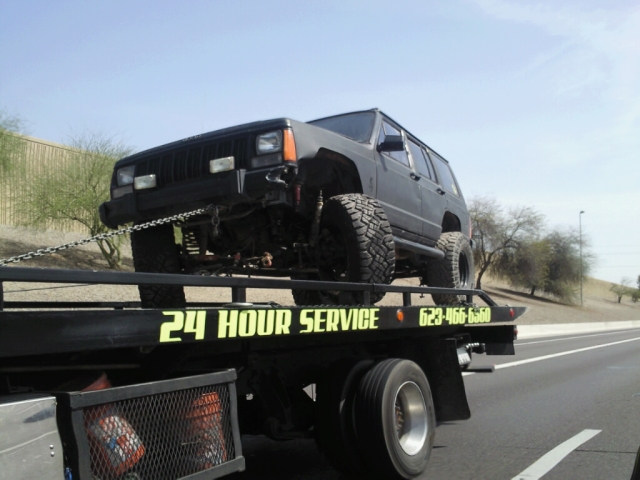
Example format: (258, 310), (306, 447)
(462, 336), (640, 377)
(517, 329), (640, 346)
(511, 429), (601, 480)
(495, 336), (640, 370)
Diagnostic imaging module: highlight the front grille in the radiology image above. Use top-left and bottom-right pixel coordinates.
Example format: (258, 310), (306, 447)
(57, 371), (243, 480)
(136, 137), (248, 187)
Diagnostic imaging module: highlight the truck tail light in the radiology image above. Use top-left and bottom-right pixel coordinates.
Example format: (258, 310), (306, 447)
(283, 129), (297, 163)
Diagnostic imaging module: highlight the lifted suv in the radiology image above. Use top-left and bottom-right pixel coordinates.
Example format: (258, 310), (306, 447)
(100, 109), (474, 307)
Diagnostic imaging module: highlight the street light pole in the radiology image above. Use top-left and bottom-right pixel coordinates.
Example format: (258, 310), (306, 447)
(580, 210), (585, 306)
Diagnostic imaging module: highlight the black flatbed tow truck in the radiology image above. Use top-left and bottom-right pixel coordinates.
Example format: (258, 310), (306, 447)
(0, 266), (525, 480)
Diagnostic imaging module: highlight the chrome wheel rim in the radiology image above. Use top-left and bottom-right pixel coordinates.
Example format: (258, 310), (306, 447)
(394, 381), (428, 456)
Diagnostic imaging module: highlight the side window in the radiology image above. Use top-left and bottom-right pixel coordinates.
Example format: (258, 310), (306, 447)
(429, 151), (460, 196)
(407, 139), (432, 180)
(421, 147), (437, 180)
(379, 121), (410, 167)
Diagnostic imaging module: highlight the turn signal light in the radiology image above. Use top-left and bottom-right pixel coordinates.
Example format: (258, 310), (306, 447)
(283, 129), (297, 162)
(396, 309), (404, 322)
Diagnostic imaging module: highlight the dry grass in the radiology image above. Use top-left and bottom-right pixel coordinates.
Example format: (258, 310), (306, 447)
(584, 276), (619, 299)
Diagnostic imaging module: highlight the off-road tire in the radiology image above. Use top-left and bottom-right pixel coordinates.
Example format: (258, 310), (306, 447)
(291, 273), (326, 306)
(316, 194), (395, 304)
(131, 224), (186, 308)
(424, 231), (474, 305)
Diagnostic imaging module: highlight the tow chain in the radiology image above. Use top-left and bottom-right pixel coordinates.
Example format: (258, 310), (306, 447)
(0, 205), (216, 267)
(211, 206), (221, 239)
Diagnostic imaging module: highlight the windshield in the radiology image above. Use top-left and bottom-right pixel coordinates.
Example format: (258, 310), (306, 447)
(308, 111), (375, 143)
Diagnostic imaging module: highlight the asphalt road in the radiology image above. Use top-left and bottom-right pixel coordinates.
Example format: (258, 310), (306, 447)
(228, 328), (640, 480)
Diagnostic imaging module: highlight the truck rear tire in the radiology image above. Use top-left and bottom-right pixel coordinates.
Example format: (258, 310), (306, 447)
(425, 231), (474, 305)
(316, 194), (395, 304)
(354, 359), (436, 479)
(131, 224), (186, 308)
(315, 359), (373, 474)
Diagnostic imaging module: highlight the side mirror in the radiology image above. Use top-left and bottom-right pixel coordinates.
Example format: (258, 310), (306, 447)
(377, 135), (405, 152)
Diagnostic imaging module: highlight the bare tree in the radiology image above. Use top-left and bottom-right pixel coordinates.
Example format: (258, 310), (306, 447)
(12, 132), (133, 269)
(0, 109), (27, 177)
(611, 278), (633, 304)
(469, 196), (545, 289)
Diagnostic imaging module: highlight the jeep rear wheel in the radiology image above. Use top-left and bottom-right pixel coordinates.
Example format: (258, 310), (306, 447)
(424, 231), (474, 305)
(131, 224), (186, 308)
(315, 194), (395, 304)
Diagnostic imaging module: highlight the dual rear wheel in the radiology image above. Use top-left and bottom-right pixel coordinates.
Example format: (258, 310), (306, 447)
(316, 358), (436, 479)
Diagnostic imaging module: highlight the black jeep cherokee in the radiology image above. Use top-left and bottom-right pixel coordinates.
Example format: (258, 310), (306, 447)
(100, 109), (474, 307)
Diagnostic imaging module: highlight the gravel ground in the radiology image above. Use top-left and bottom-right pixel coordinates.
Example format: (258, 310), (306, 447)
(2, 225), (638, 324)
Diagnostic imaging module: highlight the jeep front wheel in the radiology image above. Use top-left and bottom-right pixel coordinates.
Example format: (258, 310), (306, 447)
(315, 194), (395, 304)
(131, 224), (186, 308)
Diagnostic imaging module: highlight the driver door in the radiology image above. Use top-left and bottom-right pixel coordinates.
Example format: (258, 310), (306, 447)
(374, 120), (423, 235)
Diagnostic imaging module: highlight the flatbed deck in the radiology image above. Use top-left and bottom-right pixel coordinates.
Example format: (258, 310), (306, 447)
(0, 267), (524, 359)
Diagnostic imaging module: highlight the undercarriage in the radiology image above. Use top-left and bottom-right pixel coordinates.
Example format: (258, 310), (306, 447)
(177, 206), (312, 277)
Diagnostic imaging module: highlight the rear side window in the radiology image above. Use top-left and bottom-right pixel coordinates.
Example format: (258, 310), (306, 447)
(429, 151), (460, 196)
(379, 121), (410, 167)
(407, 139), (433, 180)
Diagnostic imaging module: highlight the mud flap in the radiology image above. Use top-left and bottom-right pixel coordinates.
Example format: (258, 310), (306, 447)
(421, 338), (471, 422)
(392, 338), (470, 422)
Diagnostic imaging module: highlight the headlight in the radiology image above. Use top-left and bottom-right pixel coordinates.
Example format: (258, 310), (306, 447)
(116, 166), (135, 186)
(134, 174), (157, 190)
(256, 131), (282, 155)
(210, 156), (235, 173)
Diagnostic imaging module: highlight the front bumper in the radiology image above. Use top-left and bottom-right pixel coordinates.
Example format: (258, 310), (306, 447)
(100, 168), (281, 228)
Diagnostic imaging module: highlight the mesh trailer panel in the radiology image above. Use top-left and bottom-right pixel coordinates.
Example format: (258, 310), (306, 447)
(56, 371), (244, 480)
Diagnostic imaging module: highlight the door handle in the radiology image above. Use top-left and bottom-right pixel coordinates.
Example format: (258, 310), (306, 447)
(436, 188), (446, 195)
(410, 172), (421, 181)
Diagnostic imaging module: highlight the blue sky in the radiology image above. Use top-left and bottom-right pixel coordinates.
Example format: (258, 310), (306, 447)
(1, 0), (638, 285)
